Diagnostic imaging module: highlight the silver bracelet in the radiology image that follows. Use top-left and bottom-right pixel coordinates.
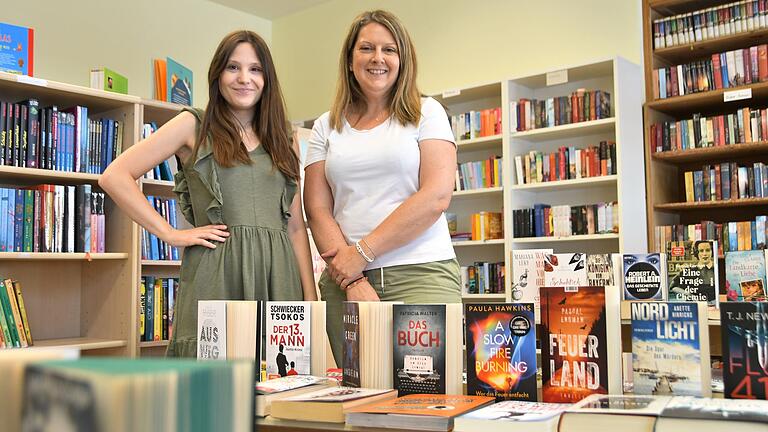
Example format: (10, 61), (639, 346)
(355, 241), (374, 263)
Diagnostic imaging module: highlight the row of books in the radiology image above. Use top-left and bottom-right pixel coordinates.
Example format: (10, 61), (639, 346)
(683, 161), (768, 202)
(0, 185), (105, 254)
(139, 276), (178, 342)
(650, 107), (768, 153)
(140, 196), (180, 261)
(140, 122), (177, 181)
(655, 216), (767, 255)
(512, 202), (618, 239)
(450, 107), (502, 141)
(652, 43), (768, 100)
(652, 0), (767, 49)
(0, 100), (123, 173)
(467, 211), (503, 241)
(513, 142), (616, 185)
(509, 89), (611, 132)
(0, 279), (31, 349)
(455, 156), (502, 191)
(460, 261), (505, 294)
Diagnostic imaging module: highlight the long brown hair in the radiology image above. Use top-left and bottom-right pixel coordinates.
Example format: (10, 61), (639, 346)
(329, 10), (421, 131)
(193, 30), (299, 181)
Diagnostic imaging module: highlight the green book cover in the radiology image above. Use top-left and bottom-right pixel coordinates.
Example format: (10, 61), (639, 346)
(0, 283), (14, 347)
(23, 189), (33, 252)
(0, 280), (19, 347)
(103, 67), (128, 94)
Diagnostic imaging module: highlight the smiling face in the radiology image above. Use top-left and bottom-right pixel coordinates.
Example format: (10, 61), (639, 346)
(218, 42), (264, 115)
(350, 22), (400, 102)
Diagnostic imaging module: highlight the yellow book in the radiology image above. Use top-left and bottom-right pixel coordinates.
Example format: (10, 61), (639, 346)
(3, 280), (27, 348)
(11, 281), (32, 346)
(139, 278), (145, 339)
(684, 171), (695, 202)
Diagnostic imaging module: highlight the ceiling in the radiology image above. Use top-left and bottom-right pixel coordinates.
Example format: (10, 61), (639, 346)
(208, 0), (332, 19)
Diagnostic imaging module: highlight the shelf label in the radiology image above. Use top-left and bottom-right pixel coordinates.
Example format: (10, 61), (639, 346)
(724, 88), (752, 102)
(546, 69), (568, 86)
(16, 75), (48, 87)
(442, 89), (461, 98)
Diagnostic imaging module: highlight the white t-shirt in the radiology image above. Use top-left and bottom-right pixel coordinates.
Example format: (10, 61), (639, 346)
(305, 97), (456, 270)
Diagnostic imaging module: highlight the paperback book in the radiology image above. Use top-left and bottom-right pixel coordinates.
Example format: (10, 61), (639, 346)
(721, 302), (768, 399)
(622, 253), (666, 301)
(725, 251), (767, 301)
(511, 248), (552, 320)
(666, 240), (719, 309)
(543, 253), (588, 287)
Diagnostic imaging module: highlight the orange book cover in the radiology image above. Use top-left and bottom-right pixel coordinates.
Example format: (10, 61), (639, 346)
(346, 394), (494, 417)
(154, 59), (167, 101)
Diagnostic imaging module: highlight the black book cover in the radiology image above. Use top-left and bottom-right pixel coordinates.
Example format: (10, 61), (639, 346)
(721, 302), (768, 399)
(342, 301), (361, 387)
(23, 99), (39, 168)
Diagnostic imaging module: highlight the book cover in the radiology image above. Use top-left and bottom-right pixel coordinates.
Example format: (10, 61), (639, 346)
(725, 251), (767, 301)
(510, 248), (552, 319)
(721, 302), (768, 399)
(454, 400), (568, 424)
(586, 254), (615, 287)
(661, 396), (768, 422)
(393, 304), (446, 396)
(342, 301), (360, 387)
(265, 301), (312, 378)
(103, 67), (128, 94)
(166, 57), (193, 106)
(347, 394), (494, 417)
(465, 303), (537, 401)
(0, 22), (34, 76)
(544, 253), (588, 287)
(566, 393), (671, 415)
(666, 240), (719, 308)
(255, 375), (328, 394)
(631, 302), (710, 396)
(540, 285), (619, 403)
(623, 253), (665, 300)
(197, 300), (226, 359)
(284, 386), (393, 402)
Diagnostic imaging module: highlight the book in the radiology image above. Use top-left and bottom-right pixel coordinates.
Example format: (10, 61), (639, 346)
(166, 57), (193, 105)
(586, 253), (619, 287)
(511, 248), (553, 320)
(0, 347), (78, 432)
(89, 67), (128, 94)
(22, 358), (253, 432)
(539, 285), (622, 403)
(721, 302), (768, 399)
(623, 253), (666, 301)
(631, 302), (711, 396)
(543, 253), (588, 287)
(197, 300), (227, 359)
(345, 394), (495, 431)
(559, 394), (671, 432)
(725, 251), (767, 301)
(656, 396), (768, 431)
(265, 301), (327, 378)
(666, 240), (720, 309)
(254, 375), (337, 417)
(271, 386), (397, 423)
(465, 303), (537, 401)
(343, 301), (400, 389)
(0, 22), (34, 76)
(453, 400), (569, 432)
(393, 303), (463, 396)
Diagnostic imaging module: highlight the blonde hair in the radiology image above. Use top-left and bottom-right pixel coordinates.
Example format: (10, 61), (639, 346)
(329, 10), (421, 131)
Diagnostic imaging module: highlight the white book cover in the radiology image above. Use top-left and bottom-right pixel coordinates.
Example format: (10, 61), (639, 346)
(544, 253), (588, 287)
(197, 300), (227, 360)
(511, 248), (553, 320)
(266, 301), (312, 378)
(285, 386), (393, 402)
(255, 375), (328, 394)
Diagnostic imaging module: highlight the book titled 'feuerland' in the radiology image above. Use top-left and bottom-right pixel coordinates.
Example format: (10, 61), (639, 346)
(540, 285), (622, 403)
(266, 302), (311, 378)
(631, 302), (711, 396)
(623, 253), (665, 301)
(666, 240), (719, 309)
(721, 302), (768, 399)
(465, 303), (537, 401)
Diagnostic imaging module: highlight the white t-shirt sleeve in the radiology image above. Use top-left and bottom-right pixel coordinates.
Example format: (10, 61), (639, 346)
(418, 97), (456, 145)
(304, 112), (331, 168)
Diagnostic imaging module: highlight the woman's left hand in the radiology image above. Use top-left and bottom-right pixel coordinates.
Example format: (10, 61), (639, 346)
(322, 245), (368, 287)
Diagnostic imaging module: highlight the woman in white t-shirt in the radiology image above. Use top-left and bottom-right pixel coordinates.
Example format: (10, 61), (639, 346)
(304, 9), (461, 365)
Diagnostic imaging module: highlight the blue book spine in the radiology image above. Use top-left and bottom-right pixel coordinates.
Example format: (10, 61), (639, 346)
(145, 275), (154, 341)
(169, 199), (179, 260)
(0, 188), (8, 252)
(13, 189), (23, 252)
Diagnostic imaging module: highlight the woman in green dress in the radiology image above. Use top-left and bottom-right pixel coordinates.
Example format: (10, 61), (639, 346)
(100, 30), (316, 358)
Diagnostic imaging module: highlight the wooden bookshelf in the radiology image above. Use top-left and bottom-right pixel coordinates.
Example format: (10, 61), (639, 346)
(508, 57), (646, 257)
(456, 134), (502, 151)
(452, 239), (505, 247)
(642, 0), (768, 257)
(452, 187), (502, 197)
(35, 337), (129, 351)
(141, 260), (182, 266)
(139, 340), (170, 348)
(0, 165), (102, 184)
(652, 141), (768, 163)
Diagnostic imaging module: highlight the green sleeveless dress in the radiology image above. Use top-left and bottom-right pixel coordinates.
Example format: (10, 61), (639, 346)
(167, 109), (303, 358)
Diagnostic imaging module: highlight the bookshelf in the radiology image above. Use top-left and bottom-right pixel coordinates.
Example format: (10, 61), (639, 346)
(642, 0), (768, 260)
(0, 71), (139, 356)
(507, 57), (647, 263)
(433, 81), (507, 301)
(136, 99), (184, 356)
